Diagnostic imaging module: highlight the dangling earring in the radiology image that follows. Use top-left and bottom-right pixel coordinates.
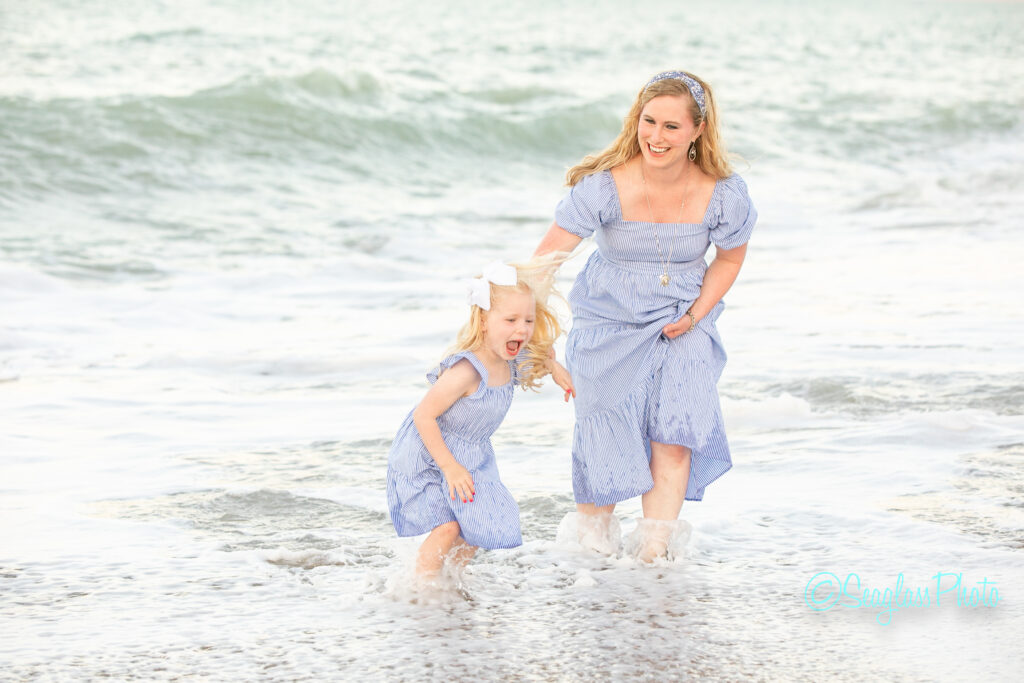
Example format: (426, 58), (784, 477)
(688, 140), (697, 162)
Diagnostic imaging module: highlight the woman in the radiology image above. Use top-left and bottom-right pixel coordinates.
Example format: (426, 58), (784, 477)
(533, 70), (757, 561)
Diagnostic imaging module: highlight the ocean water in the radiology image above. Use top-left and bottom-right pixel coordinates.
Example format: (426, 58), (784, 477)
(2, 0), (1023, 680)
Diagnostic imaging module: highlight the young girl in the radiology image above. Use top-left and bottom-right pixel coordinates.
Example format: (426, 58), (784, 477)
(386, 259), (575, 577)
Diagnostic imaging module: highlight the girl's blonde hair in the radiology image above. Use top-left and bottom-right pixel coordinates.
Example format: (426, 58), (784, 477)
(566, 71), (731, 186)
(449, 255), (566, 391)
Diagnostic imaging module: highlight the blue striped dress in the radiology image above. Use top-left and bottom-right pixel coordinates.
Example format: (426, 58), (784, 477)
(386, 350), (523, 549)
(555, 170), (757, 506)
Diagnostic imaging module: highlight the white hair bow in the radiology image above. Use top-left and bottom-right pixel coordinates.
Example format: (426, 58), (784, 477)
(466, 261), (517, 310)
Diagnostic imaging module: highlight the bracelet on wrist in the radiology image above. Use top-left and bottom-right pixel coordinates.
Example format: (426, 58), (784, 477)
(684, 309), (697, 333)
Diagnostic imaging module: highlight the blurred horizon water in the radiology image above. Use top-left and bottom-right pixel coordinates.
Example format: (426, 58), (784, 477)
(2, 0), (1023, 680)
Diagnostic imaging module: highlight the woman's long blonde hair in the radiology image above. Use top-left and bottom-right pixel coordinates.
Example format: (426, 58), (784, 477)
(566, 71), (731, 186)
(449, 255), (566, 391)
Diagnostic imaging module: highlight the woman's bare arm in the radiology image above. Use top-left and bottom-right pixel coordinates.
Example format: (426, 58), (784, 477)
(662, 243), (748, 339)
(533, 221), (583, 257)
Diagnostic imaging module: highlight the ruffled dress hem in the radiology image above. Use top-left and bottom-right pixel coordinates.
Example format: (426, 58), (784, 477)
(571, 378), (655, 507)
(387, 468), (523, 549)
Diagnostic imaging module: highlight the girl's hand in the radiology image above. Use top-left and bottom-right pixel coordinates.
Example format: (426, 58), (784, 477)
(550, 361), (576, 402)
(441, 462), (475, 503)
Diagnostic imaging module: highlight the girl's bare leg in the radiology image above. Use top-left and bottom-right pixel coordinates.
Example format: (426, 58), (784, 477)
(448, 536), (478, 570)
(638, 442), (691, 562)
(415, 521), (461, 576)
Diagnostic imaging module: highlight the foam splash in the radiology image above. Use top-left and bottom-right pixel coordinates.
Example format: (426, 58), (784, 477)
(376, 539), (475, 605)
(555, 511), (621, 555)
(554, 512), (691, 564)
(260, 548), (354, 570)
(622, 519), (693, 564)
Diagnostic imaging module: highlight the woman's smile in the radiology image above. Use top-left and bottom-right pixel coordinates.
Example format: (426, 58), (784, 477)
(637, 94), (698, 167)
(646, 143), (671, 158)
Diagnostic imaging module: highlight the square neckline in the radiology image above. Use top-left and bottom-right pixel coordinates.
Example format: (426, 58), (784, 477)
(465, 349), (515, 388)
(604, 168), (723, 227)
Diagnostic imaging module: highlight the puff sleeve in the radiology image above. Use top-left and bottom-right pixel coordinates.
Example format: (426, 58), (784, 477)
(709, 174), (757, 249)
(553, 171), (617, 238)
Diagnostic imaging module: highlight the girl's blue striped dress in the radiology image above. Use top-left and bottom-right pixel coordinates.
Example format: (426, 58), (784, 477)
(555, 170), (757, 507)
(386, 350), (523, 549)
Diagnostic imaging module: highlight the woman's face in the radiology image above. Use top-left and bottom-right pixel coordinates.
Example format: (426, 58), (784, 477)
(637, 95), (701, 168)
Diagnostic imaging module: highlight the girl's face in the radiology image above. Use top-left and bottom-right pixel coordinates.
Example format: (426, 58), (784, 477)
(637, 94), (701, 168)
(481, 289), (536, 362)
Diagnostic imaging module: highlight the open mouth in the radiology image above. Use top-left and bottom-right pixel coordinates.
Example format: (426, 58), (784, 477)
(648, 143), (669, 155)
(505, 340), (522, 356)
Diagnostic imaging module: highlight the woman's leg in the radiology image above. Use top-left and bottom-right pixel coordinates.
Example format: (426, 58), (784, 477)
(642, 441), (692, 518)
(638, 441), (692, 561)
(415, 521), (462, 575)
(577, 502), (617, 517)
(576, 502), (618, 553)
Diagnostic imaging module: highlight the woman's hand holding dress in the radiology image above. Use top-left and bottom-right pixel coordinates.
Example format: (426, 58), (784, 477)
(662, 242), (748, 339)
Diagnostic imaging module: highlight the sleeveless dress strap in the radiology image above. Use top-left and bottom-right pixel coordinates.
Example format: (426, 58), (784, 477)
(510, 346), (529, 385)
(426, 350), (489, 396)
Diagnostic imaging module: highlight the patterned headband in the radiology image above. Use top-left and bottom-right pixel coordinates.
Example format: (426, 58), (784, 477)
(644, 71), (706, 118)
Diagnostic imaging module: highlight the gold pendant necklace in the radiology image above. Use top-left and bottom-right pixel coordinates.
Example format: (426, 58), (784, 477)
(640, 158), (691, 286)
